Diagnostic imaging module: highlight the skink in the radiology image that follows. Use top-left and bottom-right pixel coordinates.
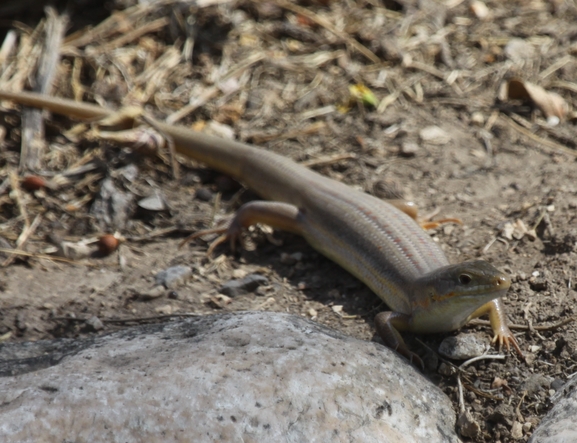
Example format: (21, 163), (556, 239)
(0, 90), (522, 365)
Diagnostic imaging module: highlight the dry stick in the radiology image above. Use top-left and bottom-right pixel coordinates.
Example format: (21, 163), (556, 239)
(457, 375), (465, 414)
(0, 248), (79, 265)
(523, 302), (536, 335)
(8, 170), (29, 226)
(1, 171), (41, 267)
(499, 113), (577, 158)
(538, 55), (573, 81)
(89, 17), (169, 55)
(125, 226), (181, 242)
(0, 176), (10, 195)
(51, 313), (203, 324)
(269, 0), (380, 64)
(460, 354), (506, 368)
(62, 0), (163, 48)
(1, 214), (43, 267)
(166, 52), (265, 124)
(460, 381), (503, 401)
(300, 153), (356, 168)
(0, 30), (17, 67)
(19, 7), (68, 171)
(515, 391), (527, 423)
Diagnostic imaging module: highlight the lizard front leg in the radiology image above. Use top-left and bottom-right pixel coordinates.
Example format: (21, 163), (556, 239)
(467, 299), (524, 359)
(374, 311), (424, 368)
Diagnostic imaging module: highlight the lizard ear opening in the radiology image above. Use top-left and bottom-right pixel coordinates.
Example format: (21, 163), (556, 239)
(458, 274), (472, 285)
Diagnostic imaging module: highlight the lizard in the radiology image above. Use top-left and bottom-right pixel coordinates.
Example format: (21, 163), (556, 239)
(0, 89), (523, 366)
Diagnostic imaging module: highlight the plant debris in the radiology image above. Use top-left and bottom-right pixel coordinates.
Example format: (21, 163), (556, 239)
(1, 1), (577, 441)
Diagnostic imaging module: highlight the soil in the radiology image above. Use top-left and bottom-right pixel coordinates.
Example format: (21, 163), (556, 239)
(1, 1), (577, 441)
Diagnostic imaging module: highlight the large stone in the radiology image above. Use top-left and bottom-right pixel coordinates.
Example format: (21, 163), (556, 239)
(0, 312), (460, 443)
(529, 376), (577, 443)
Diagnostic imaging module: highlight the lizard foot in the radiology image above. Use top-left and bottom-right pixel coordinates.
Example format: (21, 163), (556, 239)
(179, 220), (244, 255)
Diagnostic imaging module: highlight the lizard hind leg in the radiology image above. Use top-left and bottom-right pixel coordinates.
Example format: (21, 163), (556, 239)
(180, 200), (303, 255)
(386, 199), (462, 230)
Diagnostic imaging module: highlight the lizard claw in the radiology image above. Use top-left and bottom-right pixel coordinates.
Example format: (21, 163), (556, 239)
(491, 325), (525, 361)
(391, 343), (425, 370)
(407, 352), (425, 370)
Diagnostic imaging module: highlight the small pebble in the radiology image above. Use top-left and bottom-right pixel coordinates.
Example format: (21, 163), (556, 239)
(471, 112), (485, 126)
(232, 269), (247, 279)
(438, 333), (486, 360)
(551, 378), (565, 391)
(138, 285), (165, 301)
(85, 315), (104, 331)
(456, 410), (480, 439)
(58, 241), (91, 260)
(155, 266), (193, 289)
(280, 252), (303, 265)
(488, 403), (514, 427)
(219, 274), (269, 297)
(400, 141), (419, 157)
(528, 276), (548, 291)
(521, 374), (551, 396)
(195, 188), (213, 202)
(438, 363), (457, 376)
(155, 304), (174, 315)
(419, 126), (451, 145)
(511, 421), (523, 439)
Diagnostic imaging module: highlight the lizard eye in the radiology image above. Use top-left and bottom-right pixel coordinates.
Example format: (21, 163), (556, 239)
(459, 274), (472, 285)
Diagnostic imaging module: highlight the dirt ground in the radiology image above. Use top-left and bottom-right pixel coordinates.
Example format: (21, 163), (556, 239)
(1, 1), (577, 442)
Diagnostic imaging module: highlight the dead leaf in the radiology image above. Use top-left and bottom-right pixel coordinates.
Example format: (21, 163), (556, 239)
(507, 79), (568, 123)
(492, 377), (513, 395)
(500, 219), (534, 241)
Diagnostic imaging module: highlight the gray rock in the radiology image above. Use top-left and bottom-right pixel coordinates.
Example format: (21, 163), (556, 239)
(155, 265), (192, 289)
(438, 333), (486, 360)
(90, 178), (134, 230)
(219, 273), (269, 297)
(521, 374), (552, 396)
(85, 315), (104, 332)
(194, 187), (213, 202)
(0, 312), (460, 443)
(529, 376), (577, 443)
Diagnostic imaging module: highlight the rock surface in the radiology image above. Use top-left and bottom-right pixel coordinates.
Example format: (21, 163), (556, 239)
(529, 376), (577, 443)
(0, 312), (460, 443)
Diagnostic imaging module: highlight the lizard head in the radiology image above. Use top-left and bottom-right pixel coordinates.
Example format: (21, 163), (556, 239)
(410, 260), (511, 333)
